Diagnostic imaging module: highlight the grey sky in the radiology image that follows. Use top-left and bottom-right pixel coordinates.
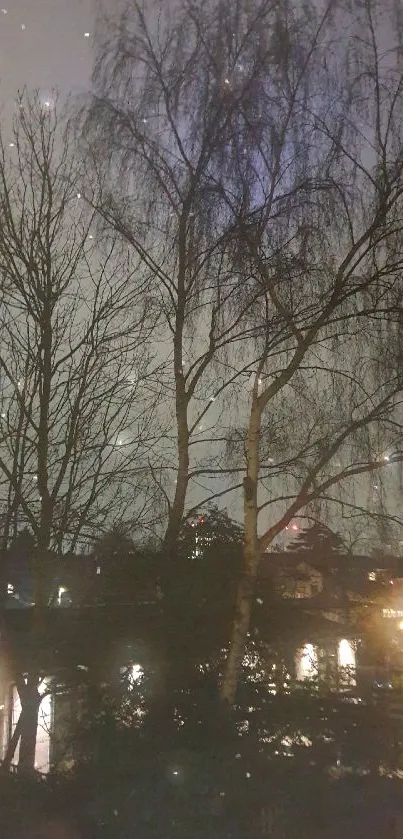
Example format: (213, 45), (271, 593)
(0, 0), (93, 109)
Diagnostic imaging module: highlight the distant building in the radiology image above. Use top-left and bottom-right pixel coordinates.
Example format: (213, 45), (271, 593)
(260, 550), (403, 606)
(188, 515), (213, 559)
(273, 560), (324, 600)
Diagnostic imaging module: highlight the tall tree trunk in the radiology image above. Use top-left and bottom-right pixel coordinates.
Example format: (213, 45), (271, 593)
(162, 262), (189, 564)
(17, 305), (54, 771)
(160, 317), (189, 699)
(220, 398), (261, 705)
(16, 675), (40, 773)
(162, 397), (189, 560)
(18, 538), (51, 772)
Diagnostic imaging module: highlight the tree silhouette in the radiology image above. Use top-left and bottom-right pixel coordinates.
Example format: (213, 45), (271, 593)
(286, 523), (346, 560)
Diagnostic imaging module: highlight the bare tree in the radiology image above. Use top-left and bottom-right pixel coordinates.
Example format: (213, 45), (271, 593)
(218, 0), (403, 702)
(77, 0), (289, 558)
(0, 93), (160, 767)
(80, 0), (403, 705)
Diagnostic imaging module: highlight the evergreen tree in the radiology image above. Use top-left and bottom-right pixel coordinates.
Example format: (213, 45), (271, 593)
(168, 508), (243, 621)
(91, 526), (158, 604)
(286, 522), (347, 571)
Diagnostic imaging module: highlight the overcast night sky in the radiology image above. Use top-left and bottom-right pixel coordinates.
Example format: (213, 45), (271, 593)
(0, 0), (399, 549)
(0, 0), (94, 110)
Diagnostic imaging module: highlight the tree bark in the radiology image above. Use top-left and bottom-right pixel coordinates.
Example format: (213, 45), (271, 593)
(162, 397), (189, 560)
(220, 398), (261, 705)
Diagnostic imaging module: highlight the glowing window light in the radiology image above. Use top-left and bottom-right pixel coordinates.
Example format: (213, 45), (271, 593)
(35, 679), (53, 773)
(8, 679), (53, 773)
(383, 608), (403, 618)
(338, 639), (355, 668)
(9, 686), (21, 765)
(295, 643), (318, 681)
(57, 585), (68, 605)
(338, 639), (356, 687)
(130, 663), (143, 683)
(119, 663), (144, 688)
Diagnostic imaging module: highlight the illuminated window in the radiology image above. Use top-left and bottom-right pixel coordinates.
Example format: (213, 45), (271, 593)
(120, 663), (144, 688)
(35, 680), (53, 773)
(383, 608), (403, 618)
(338, 639), (356, 687)
(295, 644), (318, 681)
(57, 585), (71, 606)
(8, 678), (53, 773)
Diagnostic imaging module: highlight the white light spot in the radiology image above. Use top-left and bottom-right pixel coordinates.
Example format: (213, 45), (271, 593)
(224, 77), (230, 85)
(246, 771), (251, 778)
(131, 663), (143, 681)
(57, 585), (68, 605)
(9, 142), (14, 148)
(84, 32), (90, 38)
(21, 23), (26, 30)
(119, 662), (145, 687)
